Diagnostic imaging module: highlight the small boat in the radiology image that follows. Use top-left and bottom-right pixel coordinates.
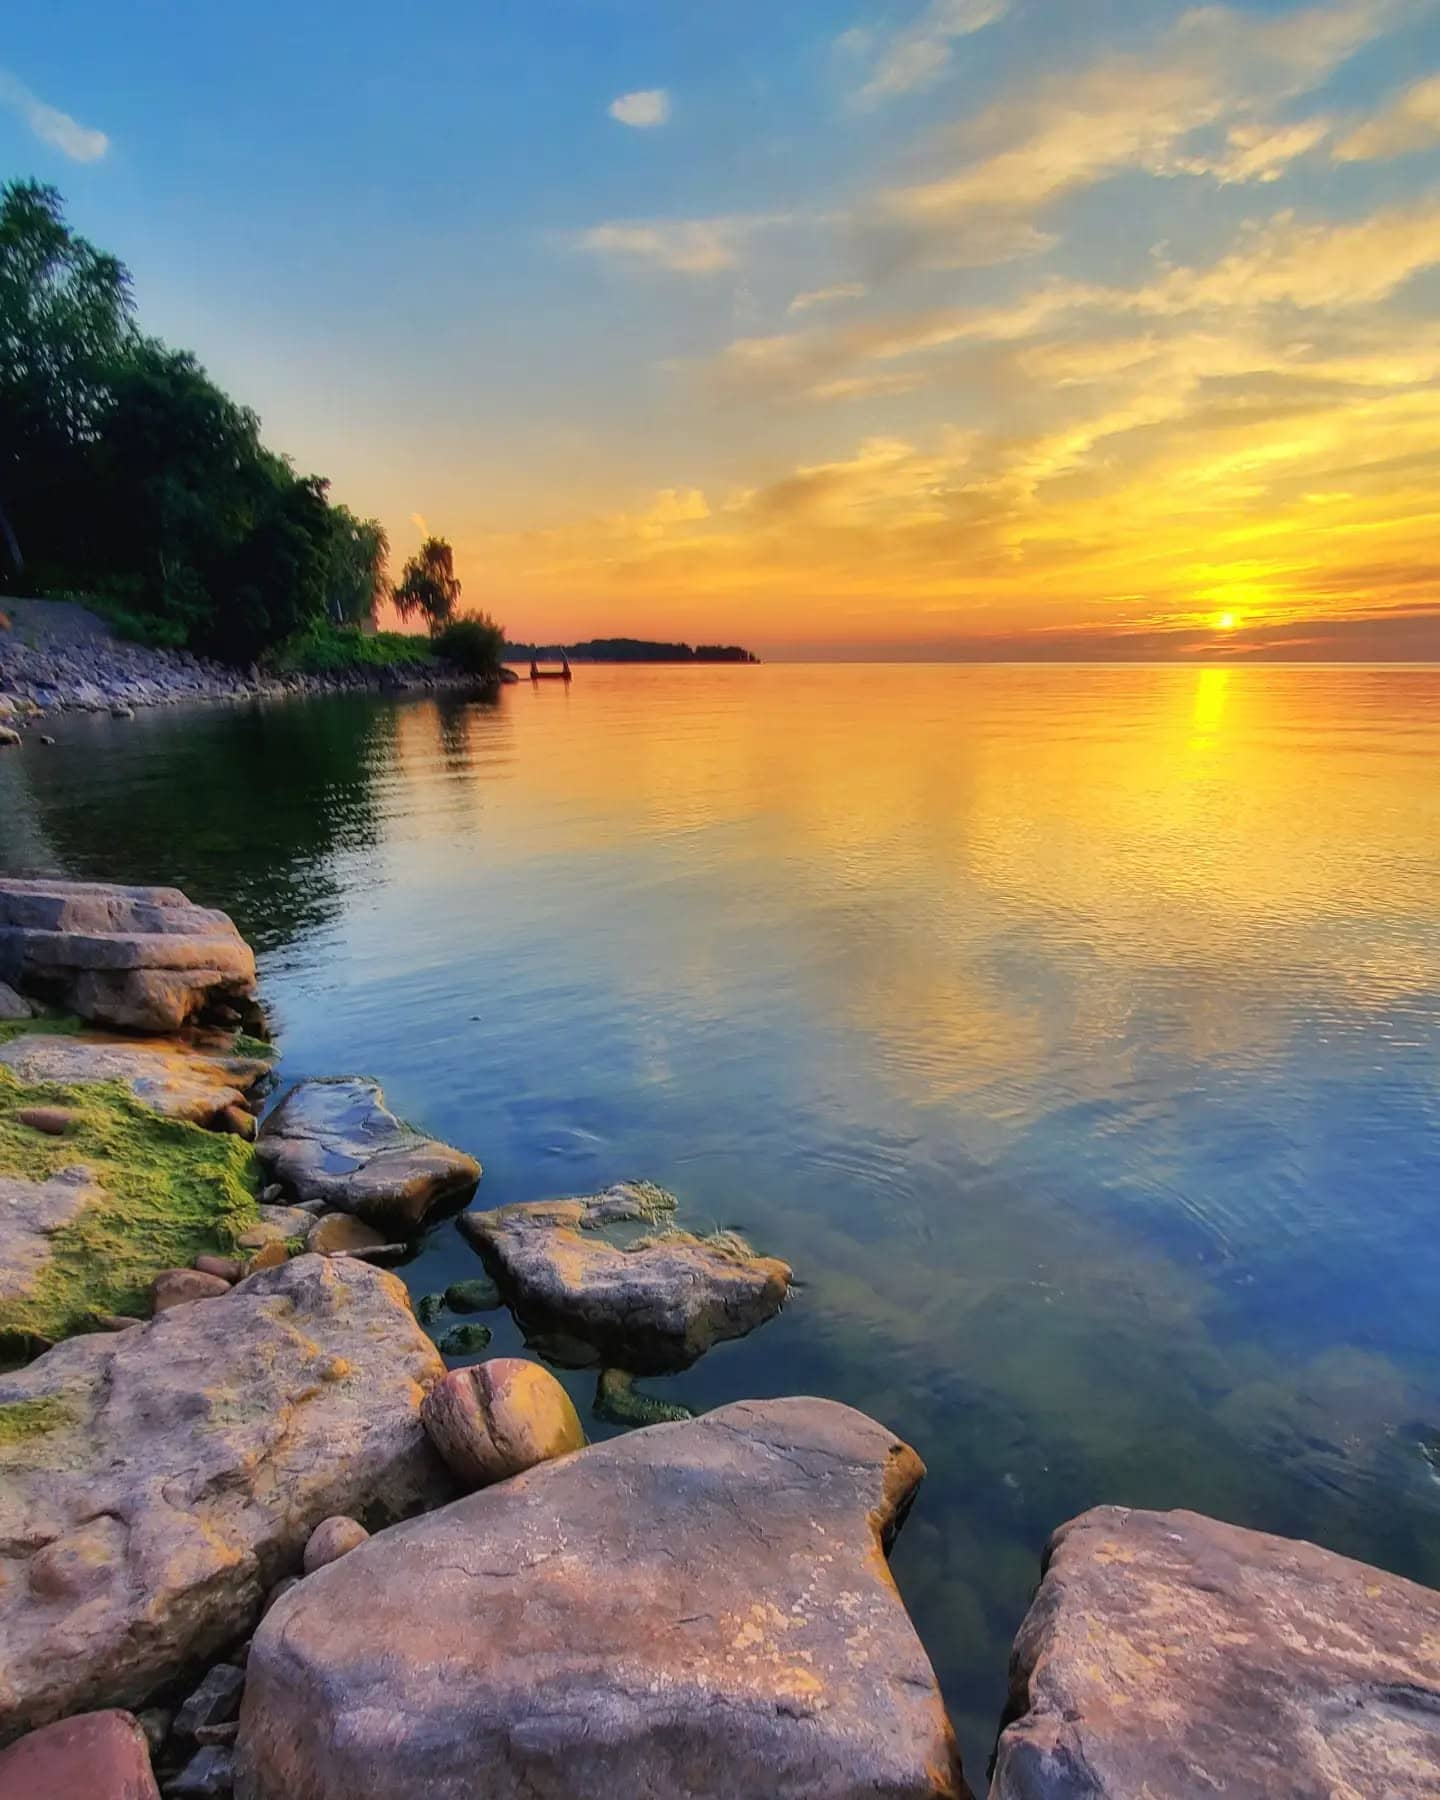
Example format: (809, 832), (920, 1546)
(529, 655), (573, 683)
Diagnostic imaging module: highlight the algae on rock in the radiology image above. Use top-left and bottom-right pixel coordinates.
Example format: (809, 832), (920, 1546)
(0, 1064), (259, 1348)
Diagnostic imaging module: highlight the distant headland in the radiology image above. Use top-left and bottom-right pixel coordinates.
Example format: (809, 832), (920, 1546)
(507, 638), (759, 665)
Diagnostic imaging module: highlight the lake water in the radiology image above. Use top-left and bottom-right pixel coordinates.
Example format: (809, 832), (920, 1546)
(3, 662), (1439, 1775)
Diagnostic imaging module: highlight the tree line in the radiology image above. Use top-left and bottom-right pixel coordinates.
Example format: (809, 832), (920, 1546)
(0, 180), (501, 671)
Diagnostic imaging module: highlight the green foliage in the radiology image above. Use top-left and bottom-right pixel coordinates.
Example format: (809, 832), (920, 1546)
(0, 181), (500, 664)
(393, 536), (461, 633)
(433, 610), (505, 679)
(268, 620), (438, 675)
(0, 1063), (260, 1346)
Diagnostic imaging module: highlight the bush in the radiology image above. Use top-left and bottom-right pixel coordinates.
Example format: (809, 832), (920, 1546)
(433, 612), (505, 680)
(266, 621), (437, 676)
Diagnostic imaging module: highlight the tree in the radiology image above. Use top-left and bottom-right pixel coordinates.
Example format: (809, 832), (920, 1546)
(393, 535), (461, 633)
(324, 506), (389, 626)
(433, 610), (505, 680)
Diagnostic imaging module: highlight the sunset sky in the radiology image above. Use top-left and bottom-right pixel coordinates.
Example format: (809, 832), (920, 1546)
(5, 0), (1440, 658)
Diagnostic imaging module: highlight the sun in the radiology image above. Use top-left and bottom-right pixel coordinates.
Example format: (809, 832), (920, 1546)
(1216, 611), (1238, 631)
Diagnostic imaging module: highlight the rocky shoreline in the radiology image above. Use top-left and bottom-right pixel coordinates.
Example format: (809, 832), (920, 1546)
(0, 875), (1437, 1798)
(0, 597), (478, 737)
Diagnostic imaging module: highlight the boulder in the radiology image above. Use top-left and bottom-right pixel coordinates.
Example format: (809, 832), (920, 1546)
(234, 1398), (966, 1800)
(0, 1167), (104, 1321)
(0, 982), (31, 1021)
(302, 1516), (369, 1573)
(0, 1032), (268, 1129)
(0, 880), (257, 1032)
(459, 1186), (791, 1373)
(16, 1103), (78, 1134)
(305, 1212), (388, 1257)
(0, 1709), (159, 1800)
(255, 1078), (479, 1233)
(420, 1359), (584, 1489)
(993, 1504), (1440, 1799)
(0, 1256), (449, 1739)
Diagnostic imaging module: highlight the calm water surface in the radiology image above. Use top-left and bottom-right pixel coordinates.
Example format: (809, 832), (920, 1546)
(3, 663), (1439, 1771)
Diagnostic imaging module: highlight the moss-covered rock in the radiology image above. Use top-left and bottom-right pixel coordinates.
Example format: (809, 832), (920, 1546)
(0, 1064), (259, 1350)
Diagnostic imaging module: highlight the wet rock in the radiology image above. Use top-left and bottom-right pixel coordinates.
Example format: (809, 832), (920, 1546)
(993, 1504), (1440, 1799)
(16, 1103), (78, 1134)
(0, 981), (32, 1020)
(0, 880), (257, 1033)
(235, 1397), (966, 1800)
(174, 1666), (245, 1738)
(193, 1255), (244, 1284)
(152, 1268), (232, 1312)
(419, 1358), (584, 1490)
(0, 1033), (268, 1129)
(168, 1745), (234, 1796)
(0, 1256), (449, 1735)
(459, 1185), (791, 1374)
(110, 704), (135, 720)
(444, 1275), (500, 1312)
(0, 1709), (159, 1799)
(302, 1516), (369, 1573)
(416, 1292), (444, 1325)
(0, 726), (19, 749)
(256, 1078), (479, 1233)
(0, 1167), (104, 1319)
(437, 1321), (492, 1356)
(305, 1212), (387, 1257)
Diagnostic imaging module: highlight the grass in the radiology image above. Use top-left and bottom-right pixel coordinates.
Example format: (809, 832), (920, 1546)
(0, 1062), (260, 1348)
(267, 620), (439, 676)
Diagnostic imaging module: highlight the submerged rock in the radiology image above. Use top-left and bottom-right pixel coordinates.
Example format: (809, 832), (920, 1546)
(994, 1504), (1440, 1798)
(0, 1032), (269, 1129)
(0, 880), (257, 1033)
(0, 1708), (159, 1800)
(255, 1078), (479, 1234)
(437, 1321), (492, 1356)
(235, 1397), (965, 1800)
(0, 1256), (449, 1739)
(419, 1358), (583, 1489)
(459, 1184), (791, 1373)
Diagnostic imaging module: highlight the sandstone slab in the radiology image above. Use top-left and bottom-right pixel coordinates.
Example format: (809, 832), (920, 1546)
(235, 1396), (966, 1800)
(0, 880), (257, 1032)
(0, 1256), (449, 1740)
(256, 1078), (479, 1233)
(993, 1504), (1440, 1799)
(0, 1709), (159, 1800)
(459, 1185), (791, 1373)
(0, 1032), (269, 1129)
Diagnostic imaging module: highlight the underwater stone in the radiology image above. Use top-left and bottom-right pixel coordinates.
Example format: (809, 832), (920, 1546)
(443, 1276), (500, 1313)
(437, 1322), (492, 1356)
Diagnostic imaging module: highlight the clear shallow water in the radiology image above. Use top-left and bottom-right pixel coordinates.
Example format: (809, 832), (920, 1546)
(3, 663), (1440, 1772)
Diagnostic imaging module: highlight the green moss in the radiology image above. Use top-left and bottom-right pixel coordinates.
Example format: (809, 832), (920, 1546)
(0, 1065), (260, 1347)
(0, 1014), (85, 1050)
(233, 1032), (276, 1062)
(0, 1395), (72, 1445)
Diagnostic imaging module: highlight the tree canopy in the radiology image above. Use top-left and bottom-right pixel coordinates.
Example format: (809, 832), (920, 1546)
(0, 180), (451, 665)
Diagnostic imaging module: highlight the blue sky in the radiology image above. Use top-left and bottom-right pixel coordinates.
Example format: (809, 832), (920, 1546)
(5, 0), (1440, 655)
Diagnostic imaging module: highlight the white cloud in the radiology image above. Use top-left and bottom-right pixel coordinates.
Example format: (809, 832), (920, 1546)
(788, 282), (867, 314)
(574, 214), (784, 274)
(410, 512), (428, 533)
(0, 70), (108, 163)
(1335, 72), (1440, 159)
(609, 89), (671, 128)
(853, 0), (1010, 104)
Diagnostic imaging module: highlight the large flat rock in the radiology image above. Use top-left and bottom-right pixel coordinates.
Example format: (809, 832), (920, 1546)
(256, 1078), (480, 1233)
(0, 1032), (269, 1127)
(0, 880), (256, 1032)
(993, 1504), (1440, 1799)
(459, 1184), (791, 1373)
(0, 1256), (449, 1740)
(236, 1397), (968, 1800)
